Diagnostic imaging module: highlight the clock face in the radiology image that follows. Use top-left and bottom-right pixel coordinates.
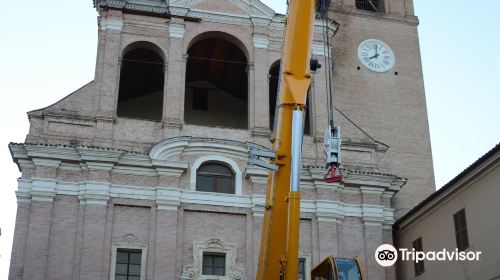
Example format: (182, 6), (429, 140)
(357, 39), (395, 72)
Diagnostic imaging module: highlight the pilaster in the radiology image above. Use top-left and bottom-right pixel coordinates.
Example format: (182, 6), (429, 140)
(8, 202), (30, 280)
(96, 11), (124, 117)
(78, 203), (109, 280)
(22, 201), (54, 280)
(311, 42), (330, 140)
(251, 33), (270, 136)
(163, 19), (186, 131)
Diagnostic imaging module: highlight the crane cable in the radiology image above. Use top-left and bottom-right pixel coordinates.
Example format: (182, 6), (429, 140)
(321, 17), (334, 128)
(319, 9), (344, 183)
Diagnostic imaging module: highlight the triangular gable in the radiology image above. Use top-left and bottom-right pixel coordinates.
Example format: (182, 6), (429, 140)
(170, 0), (275, 18)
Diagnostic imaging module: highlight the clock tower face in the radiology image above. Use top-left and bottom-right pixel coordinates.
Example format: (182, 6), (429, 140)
(357, 39), (395, 72)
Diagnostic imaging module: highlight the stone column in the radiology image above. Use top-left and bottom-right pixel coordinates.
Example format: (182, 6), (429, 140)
(23, 201), (54, 280)
(245, 212), (255, 280)
(95, 11), (123, 118)
(22, 159), (59, 280)
(361, 187), (385, 280)
(311, 41), (331, 140)
(316, 216), (340, 260)
(252, 212), (264, 280)
(405, 0), (415, 16)
(94, 12), (124, 145)
(78, 162), (113, 280)
(154, 210), (178, 279)
(155, 188), (181, 279)
(8, 194), (30, 280)
(163, 19), (185, 132)
(364, 224), (384, 280)
(251, 34), (270, 137)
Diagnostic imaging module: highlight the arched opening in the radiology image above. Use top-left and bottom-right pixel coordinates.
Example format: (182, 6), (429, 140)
(185, 34), (248, 129)
(117, 43), (164, 121)
(355, 0), (384, 12)
(269, 60), (311, 135)
(196, 162), (235, 194)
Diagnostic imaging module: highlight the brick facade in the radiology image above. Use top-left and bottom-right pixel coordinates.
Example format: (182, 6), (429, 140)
(8, 0), (433, 279)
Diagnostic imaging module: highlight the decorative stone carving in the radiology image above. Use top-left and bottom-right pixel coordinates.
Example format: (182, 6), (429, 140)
(180, 238), (247, 280)
(114, 233), (140, 244)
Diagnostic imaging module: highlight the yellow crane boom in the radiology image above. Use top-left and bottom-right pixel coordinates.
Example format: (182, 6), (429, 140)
(255, 0), (316, 279)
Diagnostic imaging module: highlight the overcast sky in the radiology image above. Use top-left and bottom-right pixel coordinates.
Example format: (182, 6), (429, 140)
(0, 0), (499, 277)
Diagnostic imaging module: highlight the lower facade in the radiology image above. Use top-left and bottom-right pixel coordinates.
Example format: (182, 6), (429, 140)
(8, 138), (404, 280)
(10, 195), (397, 280)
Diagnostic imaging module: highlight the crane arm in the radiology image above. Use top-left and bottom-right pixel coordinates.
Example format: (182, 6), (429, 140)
(256, 1), (317, 279)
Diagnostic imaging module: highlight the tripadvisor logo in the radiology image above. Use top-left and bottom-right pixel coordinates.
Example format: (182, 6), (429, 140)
(375, 244), (398, 267)
(375, 244), (482, 267)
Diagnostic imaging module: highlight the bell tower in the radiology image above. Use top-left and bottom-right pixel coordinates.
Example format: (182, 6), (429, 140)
(329, 0), (435, 217)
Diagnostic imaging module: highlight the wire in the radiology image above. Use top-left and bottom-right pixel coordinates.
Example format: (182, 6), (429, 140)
(121, 59), (165, 65)
(187, 56), (248, 65)
(321, 18), (335, 128)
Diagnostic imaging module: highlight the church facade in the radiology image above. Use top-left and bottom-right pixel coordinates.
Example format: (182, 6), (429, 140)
(8, 0), (434, 279)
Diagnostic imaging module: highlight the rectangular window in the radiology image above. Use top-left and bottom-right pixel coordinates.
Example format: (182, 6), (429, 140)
(298, 258), (306, 280)
(192, 88), (208, 111)
(454, 208), (469, 251)
(412, 237), (424, 277)
(202, 252), (226, 276)
(115, 249), (142, 280)
(355, 0), (384, 13)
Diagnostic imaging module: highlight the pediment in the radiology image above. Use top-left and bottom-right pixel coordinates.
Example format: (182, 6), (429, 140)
(192, 0), (247, 15)
(148, 136), (271, 161)
(170, 0), (275, 18)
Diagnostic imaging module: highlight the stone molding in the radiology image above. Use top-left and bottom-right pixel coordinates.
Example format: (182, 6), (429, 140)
(169, 23), (185, 38)
(11, 140), (404, 225)
(95, 0), (339, 34)
(252, 34), (269, 49)
(15, 179), (398, 225)
(100, 18), (123, 31)
(110, 234), (148, 280)
(312, 42), (331, 56)
(180, 238), (246, 280)
(189, 155), (243, 195)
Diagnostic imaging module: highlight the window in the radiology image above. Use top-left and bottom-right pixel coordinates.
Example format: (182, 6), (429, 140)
(117, 42), (165, 121)
(181, 238), (245, 279)
(412, 237), (424, 277)
(298, 258), (306, 280)
(202, 252), (226, 276)
(196, 162), (235, 194)
(454, 208), (469, 251)
(185, 33), (248, 129)
(355, 0), (384, 13)
(115, 249), (142, 280)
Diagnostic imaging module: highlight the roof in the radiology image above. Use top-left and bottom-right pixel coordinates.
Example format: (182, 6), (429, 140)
(394, 142), (500, 228)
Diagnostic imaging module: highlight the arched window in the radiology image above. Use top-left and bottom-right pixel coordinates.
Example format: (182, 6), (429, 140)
(185, 33), (248, 129)
(196, 162), (235, 194)
(355, 0), (384, 13)
(117, 43), (164, 121)
(269, 60), (311, 135)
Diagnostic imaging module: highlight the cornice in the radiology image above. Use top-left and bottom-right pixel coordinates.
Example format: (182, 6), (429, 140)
(330, 7), (419, 26)
(95, 0), (339, 34)
(10, 141), (405, 194)
(15, 179), (396, 225)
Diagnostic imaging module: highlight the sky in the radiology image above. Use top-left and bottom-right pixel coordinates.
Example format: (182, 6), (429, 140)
(0, 0), (499, 277)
